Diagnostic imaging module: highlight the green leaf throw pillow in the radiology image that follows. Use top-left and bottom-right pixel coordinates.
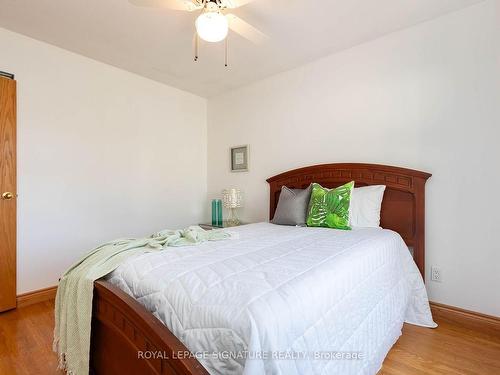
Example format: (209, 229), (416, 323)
(306, 181), (354, 230)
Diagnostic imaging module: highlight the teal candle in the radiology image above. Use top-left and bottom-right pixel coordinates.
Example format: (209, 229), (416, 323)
(211, 199), (217, 226)
(216, 199), (223, 227)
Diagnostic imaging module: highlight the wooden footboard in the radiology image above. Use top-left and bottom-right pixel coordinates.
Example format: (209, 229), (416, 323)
(90, 280), (208, 375)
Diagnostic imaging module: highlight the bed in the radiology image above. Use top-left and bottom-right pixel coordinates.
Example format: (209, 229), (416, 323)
(90, 163), (434, 375)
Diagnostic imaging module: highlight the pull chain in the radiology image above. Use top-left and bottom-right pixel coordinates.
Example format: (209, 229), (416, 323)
(194, 32), (199, 62)
(224, 35), (228, 67)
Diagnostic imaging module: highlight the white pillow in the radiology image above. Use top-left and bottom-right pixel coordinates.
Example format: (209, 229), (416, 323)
(349, 185), (386, 228)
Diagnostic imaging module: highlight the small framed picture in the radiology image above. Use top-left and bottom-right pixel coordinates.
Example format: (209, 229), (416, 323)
(230, 145), (249, 172)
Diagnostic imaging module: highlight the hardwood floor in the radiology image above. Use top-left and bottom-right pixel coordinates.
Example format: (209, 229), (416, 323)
(0, 300), (499, 374)
(0, 301), (61, 374)
(381, 320), (500, 375)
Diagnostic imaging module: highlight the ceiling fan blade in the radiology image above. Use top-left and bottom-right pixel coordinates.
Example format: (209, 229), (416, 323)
(129, 0), (200, 11)
(226, 14), (267, 44)
(223, 0), (257, 9)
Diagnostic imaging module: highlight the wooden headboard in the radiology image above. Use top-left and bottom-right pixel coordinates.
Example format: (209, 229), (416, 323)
(266, 163), (431, 279)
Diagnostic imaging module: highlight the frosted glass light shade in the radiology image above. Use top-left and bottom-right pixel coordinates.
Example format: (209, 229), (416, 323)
(195, 11), (228, 43)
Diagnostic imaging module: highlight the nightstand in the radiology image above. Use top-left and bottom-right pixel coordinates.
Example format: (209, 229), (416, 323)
(199, 221), (246, 230)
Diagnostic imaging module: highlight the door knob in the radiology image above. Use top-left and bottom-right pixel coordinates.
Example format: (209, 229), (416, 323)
(1, 192), (14, 200)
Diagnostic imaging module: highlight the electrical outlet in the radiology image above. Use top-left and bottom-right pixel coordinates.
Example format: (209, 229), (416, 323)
(431, 266), (442, 283)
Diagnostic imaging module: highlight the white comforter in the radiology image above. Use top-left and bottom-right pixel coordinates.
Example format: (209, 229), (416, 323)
(107, 223), (436, 375)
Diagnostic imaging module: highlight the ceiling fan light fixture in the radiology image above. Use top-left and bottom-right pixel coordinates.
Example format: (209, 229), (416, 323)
(195, 11), (229, 43)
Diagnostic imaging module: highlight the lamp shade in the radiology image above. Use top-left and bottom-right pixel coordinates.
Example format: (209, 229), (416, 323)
(195, 11), (229, 43)
(222, 189), (243, 208)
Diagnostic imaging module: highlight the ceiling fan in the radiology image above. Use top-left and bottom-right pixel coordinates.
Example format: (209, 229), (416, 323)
(129, 0), (267, 66)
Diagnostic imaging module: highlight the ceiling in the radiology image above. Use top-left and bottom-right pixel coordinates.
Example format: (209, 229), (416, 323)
(0, 0), (483, 97)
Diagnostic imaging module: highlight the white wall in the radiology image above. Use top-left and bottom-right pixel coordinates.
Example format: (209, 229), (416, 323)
(0, 27), (208, 294)
(208, 1), (500, 316)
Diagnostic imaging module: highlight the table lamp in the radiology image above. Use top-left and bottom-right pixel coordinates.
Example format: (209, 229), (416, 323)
(222, 188), (243, 226)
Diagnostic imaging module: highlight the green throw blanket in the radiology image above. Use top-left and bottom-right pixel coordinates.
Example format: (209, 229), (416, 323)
(53, 226), (231, 375)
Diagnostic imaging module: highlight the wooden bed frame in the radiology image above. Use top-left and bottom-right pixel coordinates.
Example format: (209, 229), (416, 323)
(90, 163), (431, 375)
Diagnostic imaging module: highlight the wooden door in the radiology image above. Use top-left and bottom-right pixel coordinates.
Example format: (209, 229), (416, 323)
(0, 75), (17, 312)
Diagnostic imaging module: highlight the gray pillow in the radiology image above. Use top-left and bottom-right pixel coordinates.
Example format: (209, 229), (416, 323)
(271, 185), (312, 226)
